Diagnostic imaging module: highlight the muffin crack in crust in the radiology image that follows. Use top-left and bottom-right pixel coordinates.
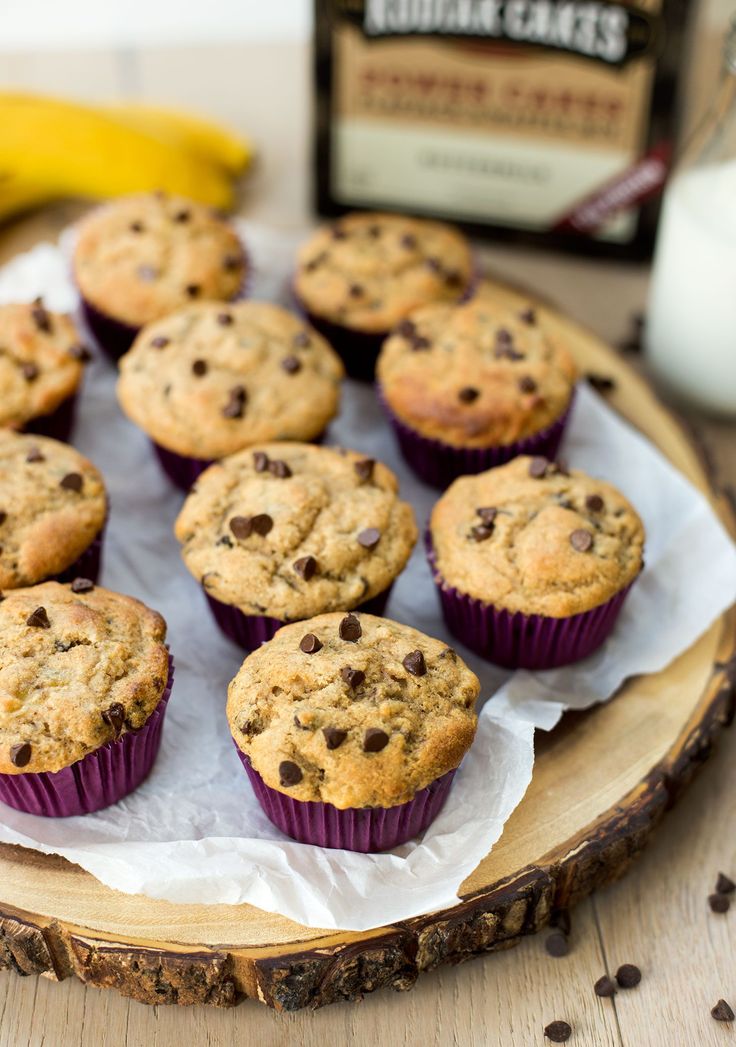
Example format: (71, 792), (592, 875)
(227, 613), (479, 808)
(430, 456), (644, 617)
(0, 582), (168, 775)
(175, 442), (418, 620)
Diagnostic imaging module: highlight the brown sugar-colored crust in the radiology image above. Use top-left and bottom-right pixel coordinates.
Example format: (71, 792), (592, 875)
(175, 442), (418, 620)
(0, 582), (168, 775)
(0, 302), (86, 428)
(73, 193), (246, 328)
(377, 299), (577, 448)
(430, 456), (645, 617)
(0, 431), (107, 588)
(294, 213), (474, 334)
(227, 612), (479, 808)
(117, 302), (344, 460)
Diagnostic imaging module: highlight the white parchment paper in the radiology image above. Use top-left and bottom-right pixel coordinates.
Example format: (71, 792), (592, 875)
(0, 224), (733, 932)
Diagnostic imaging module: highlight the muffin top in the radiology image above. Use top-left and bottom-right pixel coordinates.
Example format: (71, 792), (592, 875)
(377, 299), (577, 448)
(227, 612), (479, 808)
(117, 302), (344, 459)
(175, 442), (418, 620)
(294, 212), (474, 333)
(430, 456), (644, 617)
(73, 192), (247, 328)
(0, 300), (87, 428)
(0, 431), (107, 589)
(0, 581), (169, 775)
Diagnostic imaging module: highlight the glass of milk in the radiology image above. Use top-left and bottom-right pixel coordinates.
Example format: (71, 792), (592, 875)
(645, 21), (736, 416)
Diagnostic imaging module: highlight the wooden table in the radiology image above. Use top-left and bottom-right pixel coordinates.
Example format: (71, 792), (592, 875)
(0, 36), (735, 1047)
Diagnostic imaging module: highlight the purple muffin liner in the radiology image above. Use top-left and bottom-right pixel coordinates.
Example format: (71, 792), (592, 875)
(52, 522), (105, 586)
(205, 583), (394, 652)
(0, 655), (174, 817)
(238, 752), (457, 852)
(379, 385), (574, 490)
(22, 390), (79, 444)
(426, 534), (635, 669)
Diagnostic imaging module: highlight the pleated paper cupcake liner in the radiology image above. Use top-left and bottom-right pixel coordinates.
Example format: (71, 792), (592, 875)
(379, 385), (574, 490)
(426, 534), (635, 669)
(238, 751), (457, 852)
(22, 390), (79, 444)
(0, 655), (174, 818)
(205, 583), (394, 652)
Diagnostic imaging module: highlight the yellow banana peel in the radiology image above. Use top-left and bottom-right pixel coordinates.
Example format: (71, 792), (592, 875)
(0, 174), (55, 222)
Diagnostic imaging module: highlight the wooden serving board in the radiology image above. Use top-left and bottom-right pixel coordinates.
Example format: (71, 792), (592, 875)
(0, 279), (734, 1014)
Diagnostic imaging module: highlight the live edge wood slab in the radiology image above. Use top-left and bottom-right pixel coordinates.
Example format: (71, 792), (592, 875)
(0, 281), (733, 1014)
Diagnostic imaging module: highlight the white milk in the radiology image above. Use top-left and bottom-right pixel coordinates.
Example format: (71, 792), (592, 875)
(645, 161), (736, 415)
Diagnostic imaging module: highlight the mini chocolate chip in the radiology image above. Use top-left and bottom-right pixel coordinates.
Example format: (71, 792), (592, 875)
(570, 529), (593, 553)
(545, 931), (569, 958)
(403, 650), (426, 676)
(348, 283), (363, 298)
(230, 516), (253, 539)
(529, 457), (549, 478)
(585, 494), (604, 512)
(151, 335), (170, 349)
(281, 356), (302, 374)
(519, 307), (536, 324)
(269, 459), (292, 479)
(341, 667), (365, 688)
(615, 963), (641, 989)
(587, 372), (616, 393)
(68, 343), (92, 362)
(354, 458), (375, 482)
(185, 283), (201, 298)
(544, 1020), (572, 1043)
(216, 535), (233, 548)
(496, 345), (525, 361)
(60, 473), (83, 493)
(173, 209), (190, 222)
(425, 257), (442, 273)
(401, 232), (417, 249)
(358, 528), (380, 550)
(293, 331), (310, 348)
(363, 727), (389, 752)
(9, 742), (32, 767)
(253, 451), (269, 472)
(191, 359), (208, 377)
(458, 387), (479, 403)
(251, 514), (273, 536)
(332, 226), (348, 240)
(279, 760), (303, 786)
(339, 614), (362, 642)
(222, 385), (247, 418)
(21, 362), (39, 381)
(70, 577), (94, 593)
(594, 975), (617, 997)
(25, 446), (44, 463)
(396, 319), (416, 339)
(217, 311), (234, 326)
(293, 556), (317, 580)
(716, 873), (736, 894)
(445, 268), (464, 288)
(300, 633), (323, 654)
(129, 220), (145, 233)
(367, 223), (381, 238)
(26, 606), (50, 628)
(709, 892), (730, 913)
(469, 524), (494, 542)
(476, 507), (497, 524)
(102, 702), (125, 735)
(137, 264), (158, 282)
(323, 727), (348, 750)
(712, 1000), (735, 1022)
(519, 375), (537, 394)
(0, 511), (6, 525)
(410, 334), (431, 351)
(31, 298), (51, 332)
(223, 254), (242, 271)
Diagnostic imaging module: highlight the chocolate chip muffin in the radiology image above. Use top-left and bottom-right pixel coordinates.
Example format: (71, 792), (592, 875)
(0, 300), (89, 441)
(0, 581), (172, 816)
(0, 430), (107, 589)
(293, 212), (474, 380)
(73, 192), (248, 359)
(175, 442), (418, 649)
(227, 612), (479, 850)
(117, 301), (344, 490)
(377, 298), (577, 488)
(428, 456), (644, 668)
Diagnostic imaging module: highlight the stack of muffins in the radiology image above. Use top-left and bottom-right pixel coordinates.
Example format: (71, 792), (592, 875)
(0, 191), (645, 853)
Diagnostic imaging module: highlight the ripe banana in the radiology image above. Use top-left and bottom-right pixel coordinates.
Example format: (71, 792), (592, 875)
(0, 174), (55, 223)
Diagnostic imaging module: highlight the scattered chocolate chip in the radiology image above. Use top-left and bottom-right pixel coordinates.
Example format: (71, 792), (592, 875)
(217, 311), (233, 326)
(300, 633), (322, 654)
(0, 511), (5, 525)
(529, 457), (549, 478)
(216, 534), (233, 547)
(341, 667), (365, 689)
(348, 283), (363, 298)
(222, 385), (247, 418)
(31, 298), (51, 332)
(519, 307), (537, 324)
(185, 283), (201, 298)
(268, 460), (292, 479)
(253, 451), (269, 473)
(570, 529), (593, 553)
(281, 355), (302, 374)
(396, 319), (416, 339)
(410, 334), (431, 351)
(545, 931), (569, 958)
(305, 252), (326, 272)
(229, 516), (253, 539)
(26, 606), (50, 629)
(279, 760), (303, 786)
(137, 264), (158, 282)
(293, 556), (317, 580)
(323, 727), (347, 750)
(68, 343), (92, 362)
(70, 577), (94, 593)
(586, 372), (616, 394)
(339, 614), (362, 642)
(151, 335), (170, 349)
(469, 524), (494, 542)
(129, 220), (145, 233)
(293, 331), (310, 348)
(458, 387), (479, 404)
(712, 1000), (735, 1022)
(223, 254), (242, 272)
(425, 257), (442, 273)
(403, 650), (426, 676)
(709, 892), (730, 914)
(354, 458), (375, 483)
(251, 514), (273, 536)
(594, 975), (617, 998)
(363, 727), (389, 752)
(716, 873), (736, 894)
(25, 446), (44, 463)
(21, 362), (39, 381)
(9, 742), (32, 768)
(440, 647), (456, 660)
(358, 528), (380, 550)
(367, 223), (381, 238)
(60, 473), (83, 493)
(476, 507), (497, 524)
(444, 268), (464, 288)
(102, 702), (125, 735)
(173, 209), (190, 223)
(401, 232), (417, 249)
(615, 963), (641, 989)
(544, 1021), (571, 1043)
(496, 345), (526, 361)
(519, 375), (537, 394)
(192, 359), (208, 376)
(332, 226), (348, 240)
(585, 494), (604, 512)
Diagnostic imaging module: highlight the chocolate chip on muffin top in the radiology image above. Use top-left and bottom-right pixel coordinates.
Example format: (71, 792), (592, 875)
(0, 301), (88, 428)
(377, 298), (577, 448)
(117, 302), (344, 460)
(175, 442), (418, 620)
(0, 581), (169, 775)
(73, 192), (247, 328)
(294, 212), (474, 333)
(227, 612), (479, 808)
(0, 431), (107, 588)
(430, 456), (644, 617)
